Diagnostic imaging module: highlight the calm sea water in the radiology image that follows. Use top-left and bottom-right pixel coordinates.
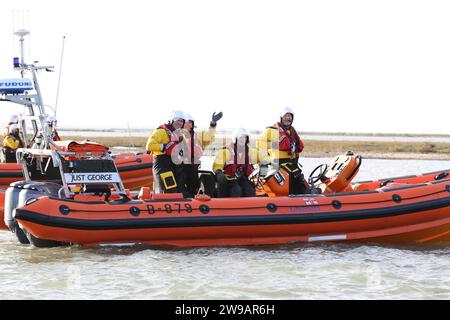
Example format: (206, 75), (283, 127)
(1, 157), (450, 300)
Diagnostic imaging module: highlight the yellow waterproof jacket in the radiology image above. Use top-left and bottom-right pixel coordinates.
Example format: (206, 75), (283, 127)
(146, 125), (216, 159)
(194, 127), (216, 150)
(257, 125), (303, 162)
(3, 135), (24, 150)
(146, 128), (170, 157)
(213, 144), (259, 178)
(146, 123), (186, 157)
(180, 127), (216, 151)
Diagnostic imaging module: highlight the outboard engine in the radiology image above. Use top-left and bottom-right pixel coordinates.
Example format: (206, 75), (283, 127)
(5, 181), (62, 245)
(4, 181), (29, 243)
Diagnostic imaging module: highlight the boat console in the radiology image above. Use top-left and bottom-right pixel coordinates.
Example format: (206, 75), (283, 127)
(251, 151), (362, 196)
(309, 151), (362, 193)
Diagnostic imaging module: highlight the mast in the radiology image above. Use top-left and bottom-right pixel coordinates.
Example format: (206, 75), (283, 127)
(1, 28), (55, 151)
(13, 28), (30, 76)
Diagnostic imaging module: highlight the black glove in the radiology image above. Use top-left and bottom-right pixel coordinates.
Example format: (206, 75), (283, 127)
(210, 111), (223, 127)
(215, 169), (226, 184)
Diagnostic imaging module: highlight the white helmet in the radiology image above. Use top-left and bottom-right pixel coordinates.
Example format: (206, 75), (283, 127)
(184, 113), (194, 122)
(9, 123), (19, 133)
(170, 110), (186, 122)
(10, 114), (19, 123)
(231, 127), (251, 141)
(46, 115), (57, 124)
(280, 106), (295, 118)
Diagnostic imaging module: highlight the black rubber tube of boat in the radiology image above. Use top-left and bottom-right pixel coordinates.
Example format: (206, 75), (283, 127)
(13, 195), (450, 231)
(40, 184), (448, 214)
(116, 163), (153, 173)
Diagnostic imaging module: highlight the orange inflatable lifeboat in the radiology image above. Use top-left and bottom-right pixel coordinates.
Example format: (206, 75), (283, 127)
(6, 148), (450, 248)
(13, 178), (450, 247)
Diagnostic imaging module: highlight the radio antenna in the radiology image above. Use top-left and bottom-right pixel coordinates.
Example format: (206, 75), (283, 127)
(126, 121), (135, 148)
(54, 35), (66, 117)
(27, 10), (31, 57)
(11, 10), (15, 57)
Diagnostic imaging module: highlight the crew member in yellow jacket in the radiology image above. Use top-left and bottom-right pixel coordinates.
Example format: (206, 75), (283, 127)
(213, 127), (257, 198)
(257, 106), (309, 195)
(146, 111), (187, 194)
(178, 111), (223, 197)
(2, 124), (24, 163)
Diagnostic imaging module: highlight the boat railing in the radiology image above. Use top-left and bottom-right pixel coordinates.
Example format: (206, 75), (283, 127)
(0, 29), (56, 152)
(15, 147), (128, 199)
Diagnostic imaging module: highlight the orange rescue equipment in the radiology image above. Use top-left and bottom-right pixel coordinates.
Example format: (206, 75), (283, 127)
(318, 153), (362, 194)
(51, 140), (109, 158)
(264, 166), (291, 196)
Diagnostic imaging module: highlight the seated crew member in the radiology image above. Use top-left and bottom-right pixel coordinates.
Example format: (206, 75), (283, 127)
(213, 127), (257, 198)
(146, 110), (187, 194)
(179, 111), (223, 198)
(2, 124), (24, 163)
(257, 106), (309, 195)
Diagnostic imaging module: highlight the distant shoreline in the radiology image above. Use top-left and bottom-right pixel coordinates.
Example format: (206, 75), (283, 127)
(300, 152), (450, 161)
(109, 147), (450, 161)
(59, 135), (450, 161)
(60, 128), (450, 138)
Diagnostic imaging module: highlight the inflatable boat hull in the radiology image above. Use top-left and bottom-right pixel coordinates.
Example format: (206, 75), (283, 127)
(14, 178), (450, 247)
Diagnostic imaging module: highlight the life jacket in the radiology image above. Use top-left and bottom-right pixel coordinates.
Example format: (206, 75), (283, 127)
(184, 130), (203, 164)
(51, 130), (61, 142)
(271, 122), (304, 153)
(158, 124), (180, 156)
(223, 143), (253, 178)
